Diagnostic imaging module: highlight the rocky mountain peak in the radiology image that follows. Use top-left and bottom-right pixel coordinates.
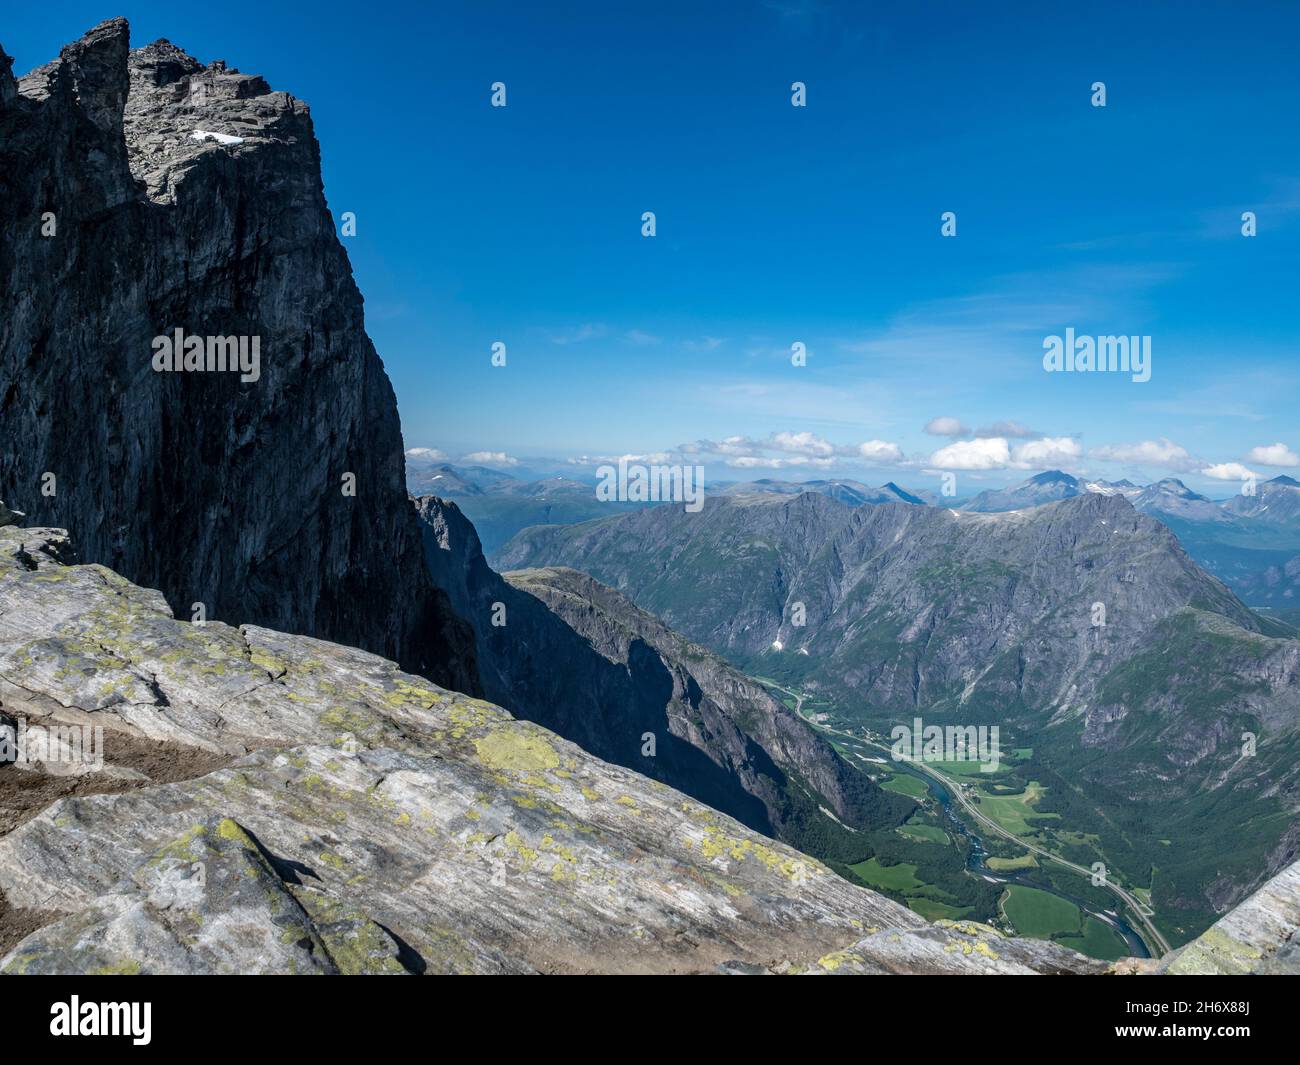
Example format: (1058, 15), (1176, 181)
(0, 19), (479, 693)
(129, 38), (205, 87)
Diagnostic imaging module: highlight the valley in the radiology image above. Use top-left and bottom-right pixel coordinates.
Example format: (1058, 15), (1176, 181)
(758, 676), (1162, 960)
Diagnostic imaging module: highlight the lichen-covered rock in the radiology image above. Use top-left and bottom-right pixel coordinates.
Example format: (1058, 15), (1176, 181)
(1158, 861), (1300, 974)
(2, 816), (409, 975)
(800, 920), (1109, 975)
(0, 524), (1115, 974)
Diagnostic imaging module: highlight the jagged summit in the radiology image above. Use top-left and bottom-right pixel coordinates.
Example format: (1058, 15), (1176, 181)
(128, 37), (205, 87)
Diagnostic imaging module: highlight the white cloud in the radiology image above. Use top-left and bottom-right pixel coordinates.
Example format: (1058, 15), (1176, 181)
(624, 330), (661, 346)
(929, 437), (1013, 470)
(856, 440), (905, 463)
(615, 452), (676, 464)
(404, 447), (446, 459)
(769, 430), (836, 457)
(462, 451), (518, 466)
(573, 451), (680, 466)
(1247, 442), (1300, 467)
(1011, 436), (1082, 467)
(716, 436), (759, 456)
(925, 416), (970, 437)
(681, 430), (903, 469)
(1088, 438), (1196, 470)
(1202, 462), (1256, 481)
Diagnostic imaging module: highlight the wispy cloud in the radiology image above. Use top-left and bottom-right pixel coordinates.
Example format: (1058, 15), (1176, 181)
(1088, 438), (1198, 472)
(549, 323), (608, 345)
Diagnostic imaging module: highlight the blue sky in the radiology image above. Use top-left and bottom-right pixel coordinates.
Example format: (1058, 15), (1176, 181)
(7, 1), (1299, 492)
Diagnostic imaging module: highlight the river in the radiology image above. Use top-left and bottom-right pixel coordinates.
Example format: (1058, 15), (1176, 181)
(835, 732), (1151, 959)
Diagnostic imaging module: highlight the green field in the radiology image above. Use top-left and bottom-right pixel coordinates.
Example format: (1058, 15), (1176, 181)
(848, 857), (926, 892)
(898, 821), (949, 845)
(1001, 884), (1080, 937)
(878, 772), (930, 799)
(972, 781), (1059, 836)
(918, 756), (1006, 778)
(1057, 918), (1130, 961)
(999, 885), (1129, 960)
(907, 898), (970, 921)
(986, 853), (1038, 872)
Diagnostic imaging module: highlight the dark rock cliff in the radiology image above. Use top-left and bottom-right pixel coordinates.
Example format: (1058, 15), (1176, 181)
(0, 20), (478, 692)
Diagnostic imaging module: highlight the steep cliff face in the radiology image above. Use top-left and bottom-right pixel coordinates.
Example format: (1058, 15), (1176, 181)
(0, 20), (477, 692)
(416, 496), (908, 856)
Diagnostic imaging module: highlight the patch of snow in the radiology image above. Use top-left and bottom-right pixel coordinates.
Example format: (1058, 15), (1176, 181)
(191, 129), (245, 145)
(771, 639), (784, 651)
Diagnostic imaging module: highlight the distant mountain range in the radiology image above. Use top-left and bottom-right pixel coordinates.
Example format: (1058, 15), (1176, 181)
(407, 459), (942, 551)
(406, 461), (644, 553)
(421, 455), (1300, 613)
(715, 478), (935, 507)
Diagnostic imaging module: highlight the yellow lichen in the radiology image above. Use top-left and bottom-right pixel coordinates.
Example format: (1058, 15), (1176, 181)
(473, 730), (560, 774)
